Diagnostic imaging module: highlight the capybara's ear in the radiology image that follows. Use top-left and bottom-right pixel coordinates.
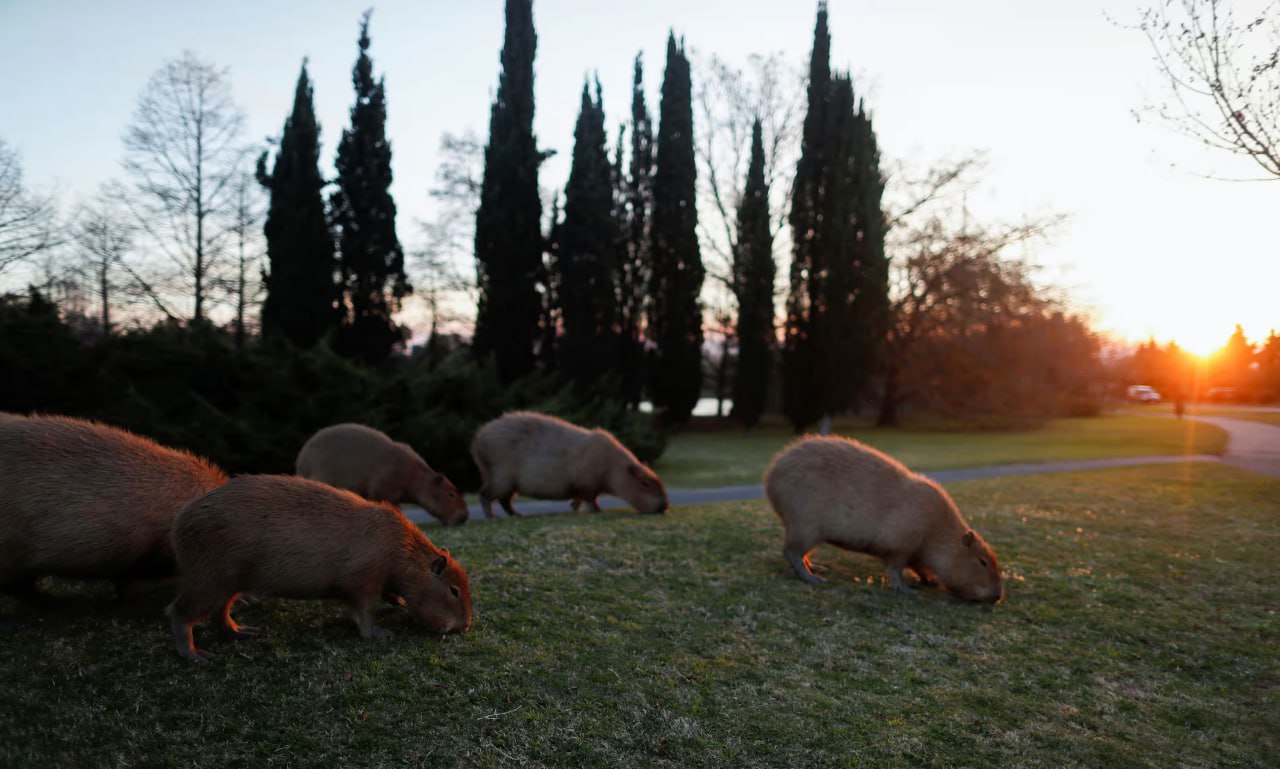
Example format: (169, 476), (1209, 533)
(431, 554), (448, 576)
(432, 473), (445, 486)
(962, 530), (976, 547)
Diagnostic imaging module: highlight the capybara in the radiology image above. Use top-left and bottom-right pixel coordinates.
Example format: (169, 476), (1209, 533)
(763, 436), (1004, 603)
(166, 474), (472, 662)
(0, 414), (227, 605)
(470, 411), (668, 517)
(296, 423), (467, 525)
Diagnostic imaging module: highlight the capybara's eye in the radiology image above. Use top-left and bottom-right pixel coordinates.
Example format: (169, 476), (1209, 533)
(449, 585), (460, 599)
(979, 558), (989, 568)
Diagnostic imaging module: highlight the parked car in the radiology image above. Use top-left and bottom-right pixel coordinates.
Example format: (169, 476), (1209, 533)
(1127, 385), (1162, 404)
(1204, 387), (1242, 403)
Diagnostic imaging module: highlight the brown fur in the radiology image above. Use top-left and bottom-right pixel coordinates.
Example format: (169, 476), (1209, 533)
(296, 423), (467, 525)
(166, 474), (471, 662)
(763, 436), (1004, 603)
(470, 411), (668, 517)
(0, 414), (227, 604)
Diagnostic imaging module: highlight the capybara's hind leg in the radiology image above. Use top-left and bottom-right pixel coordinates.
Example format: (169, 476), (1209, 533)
(783, 530), (825, 585)
(218, 594), (260, 640)
(499, 494), (522, 517)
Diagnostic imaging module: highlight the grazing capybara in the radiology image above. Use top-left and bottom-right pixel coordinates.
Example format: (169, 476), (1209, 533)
(296, 423), (467, 525)
(0, 414), (227, 605)
(764, 436), (1004, 603)
(166, 474), (472, 662)
(470, 411), (668, 517)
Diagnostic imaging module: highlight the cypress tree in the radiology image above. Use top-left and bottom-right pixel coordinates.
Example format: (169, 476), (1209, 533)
(474, 0), (543, 383)
(730, 119), (775, 430)
(257, 59), (337, 349)
(539, 193), (562, 366)
(782, 3), (887, 432)
(648, 33), (704, 424)
(783, 3), (832, 431)
(817, 75), (887, 417)
(617, 53), (654, 407)
(557, 79), (619, 389)
(331, 11), (409, 364)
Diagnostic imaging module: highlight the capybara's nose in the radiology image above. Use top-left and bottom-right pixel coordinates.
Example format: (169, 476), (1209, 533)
(657, 502), (669, 514)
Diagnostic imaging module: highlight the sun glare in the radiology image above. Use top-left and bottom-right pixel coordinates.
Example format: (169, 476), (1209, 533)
(1174, 331), (1223, 359)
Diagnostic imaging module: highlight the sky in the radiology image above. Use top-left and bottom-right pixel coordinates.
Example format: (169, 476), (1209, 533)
(1, 0), (1276, 353)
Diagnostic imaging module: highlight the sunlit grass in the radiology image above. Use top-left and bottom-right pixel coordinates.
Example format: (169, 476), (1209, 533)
(1143, 402), (1280, 428)
(655, 413), (1229, 488)
(1, 464), (1275, 768)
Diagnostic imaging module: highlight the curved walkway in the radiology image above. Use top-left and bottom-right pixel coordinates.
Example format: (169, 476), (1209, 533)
(404, 415), (1279, 525)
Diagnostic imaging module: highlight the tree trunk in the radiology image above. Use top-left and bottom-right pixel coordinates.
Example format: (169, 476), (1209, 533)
(876, 360), (901, 427)
(100, 261), (111, 337)
(716, 332), (731, 417)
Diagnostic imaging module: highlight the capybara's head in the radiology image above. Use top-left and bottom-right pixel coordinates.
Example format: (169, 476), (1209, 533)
(414, 472), (469, 526)
(945, 529), (1004, 604)
(403, 548), (472, 634)
(611, 462), (669, 515)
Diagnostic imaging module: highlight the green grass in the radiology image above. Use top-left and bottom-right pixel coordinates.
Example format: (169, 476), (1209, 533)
(1131, 401), (1280, 424)
(654, 413), (1229, 488)
(2, 464), (1276, 768)
(1220, 410), (1280, 427)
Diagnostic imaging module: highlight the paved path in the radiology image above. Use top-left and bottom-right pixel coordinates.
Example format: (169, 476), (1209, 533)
(1183, 415), (1280, 478)
(404, 414), (1279, 524)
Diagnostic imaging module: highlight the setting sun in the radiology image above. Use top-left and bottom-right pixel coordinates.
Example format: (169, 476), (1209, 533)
(1173, 331), (1223, 359)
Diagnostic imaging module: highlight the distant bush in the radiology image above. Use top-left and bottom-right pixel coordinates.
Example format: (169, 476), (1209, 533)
(0, 291), (667, 490)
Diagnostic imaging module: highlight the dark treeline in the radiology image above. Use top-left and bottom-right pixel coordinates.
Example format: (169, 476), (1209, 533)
(0, 289), (664, 488)
(0, 0), (1140, 467)
(1125, 326), (1280, 403)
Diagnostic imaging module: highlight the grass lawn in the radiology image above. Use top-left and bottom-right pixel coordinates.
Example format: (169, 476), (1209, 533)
(654, 413), (1229, 488)
(1142, 403), (1280, 428)
(1187, 406), (1280, 424)
(2, 464), (1276, 768)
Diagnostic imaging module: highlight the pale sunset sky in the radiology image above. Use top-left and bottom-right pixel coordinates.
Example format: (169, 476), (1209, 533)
(1, 0), (1275, 353)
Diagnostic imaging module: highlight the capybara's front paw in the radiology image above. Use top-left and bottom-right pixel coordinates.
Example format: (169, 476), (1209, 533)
(179, 647), (217, 663)
(227, 626), (260, 640)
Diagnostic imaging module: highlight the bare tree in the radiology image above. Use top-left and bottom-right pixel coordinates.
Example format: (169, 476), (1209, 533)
(693, 52), (804, 280)
(226, 172), (264, 348)
(1136, 0), (1280, 179)
(876, 157), (1066, 426)
(406, 130), (483, 361)
(122, 51), (252, 324)
(69, 186), (136, 337)
(0, 139), (59, 276)
(692, 52), (805, 412)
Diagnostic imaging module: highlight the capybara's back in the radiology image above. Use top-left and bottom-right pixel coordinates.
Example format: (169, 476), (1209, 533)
(295, 423), (467, 525)
(0, 415), (226, 600)
(470, 411), (668, 516)
(295, 423), (392, 496)
(470, 412), (593, 489)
